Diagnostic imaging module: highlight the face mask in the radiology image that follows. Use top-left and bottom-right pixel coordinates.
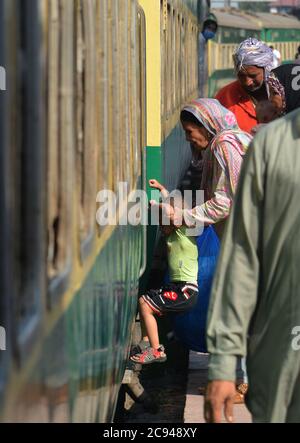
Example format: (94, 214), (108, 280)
(202, 30), (215, 41)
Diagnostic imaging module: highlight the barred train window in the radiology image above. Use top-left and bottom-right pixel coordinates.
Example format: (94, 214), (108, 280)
(10, 0), (44, 359)
(161, 2), (166, 118)
(175, 14), (180, 109)
(129, 0), (139, 187)
(122, 0), (131, 189)
(47, 0), (73, 301)
(113, 1), (122, 190)
(76, 0), (97, 258)
(117, 0), (126, 186)
(106, 0), (117, 192)
(0, 0), (8, 377)
(181, 17), (186, 103)
(166, 3), (172, 116)
(137, 7), (146, 179)
(96, 0), (108, 210)
(171, 9), (176, 112)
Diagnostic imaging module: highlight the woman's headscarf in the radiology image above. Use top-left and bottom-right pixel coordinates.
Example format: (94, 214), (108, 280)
(182, 98), (252, 193)
(267, 64), (300, 114)
(232, 38), (274, 87)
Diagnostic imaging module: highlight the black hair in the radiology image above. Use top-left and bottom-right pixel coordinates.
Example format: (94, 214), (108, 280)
(180, 110), (203, 127)
(202, 20), (218, 33)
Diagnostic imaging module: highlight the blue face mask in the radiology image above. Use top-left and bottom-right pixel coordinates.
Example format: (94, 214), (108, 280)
(202, 30), (215, 41)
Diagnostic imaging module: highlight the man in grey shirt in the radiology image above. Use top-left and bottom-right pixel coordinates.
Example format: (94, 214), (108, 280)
(204, 109), (300, 423)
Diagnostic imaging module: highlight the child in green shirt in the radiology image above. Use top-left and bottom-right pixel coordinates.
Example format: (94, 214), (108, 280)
(131, 180), (198, 365)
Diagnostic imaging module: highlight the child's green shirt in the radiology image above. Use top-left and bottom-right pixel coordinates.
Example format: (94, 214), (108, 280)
(166, 226), (198, 282)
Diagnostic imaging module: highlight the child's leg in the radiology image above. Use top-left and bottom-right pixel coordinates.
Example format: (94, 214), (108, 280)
(130, 295), (166, 364)
(139, 297), (160, 349)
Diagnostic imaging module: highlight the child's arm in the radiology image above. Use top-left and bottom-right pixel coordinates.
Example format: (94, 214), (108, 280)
(149, 200), (180, 233)
(149, 179), (169, 199)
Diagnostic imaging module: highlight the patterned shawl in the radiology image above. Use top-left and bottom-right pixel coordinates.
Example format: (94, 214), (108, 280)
(182, 98), (252, 194)
(268, 64), (300, 115)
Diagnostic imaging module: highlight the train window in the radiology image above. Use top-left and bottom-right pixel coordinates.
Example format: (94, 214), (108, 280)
(191, 21), (197, 95)
(95, 0), (108, 219)
(160, 7), (198, 135)
(47, 0), (74, 304)
(175, 14), (180, 109)
(162, 10), (165, 119)
(161, 1), (166, 119)
(166, 4), (173, 116)
(180, 16), (186, 103)
(0, 0), (9, 384)
(186, 19), (191, 97)
(172, 9), (176, 112)
(75, 0), (97, 260)
(112, 1), (123, 190)
(9, 0), (45, 360)
(125, 1), (133, 187)
(120, 0), (131, 187)
(96, 0), (141, 201)
(135, 8), (146, 190)
(186, 17), (189, 97)
(115, 0), (125, 186)
(175, 14), (179, 108)
(105, 0), (117, 192)
(129, 1), (139, 187)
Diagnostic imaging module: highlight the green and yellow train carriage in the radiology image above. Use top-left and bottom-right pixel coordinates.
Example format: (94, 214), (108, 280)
(0, 0), (204, 422)
(256, 12), (300, 60)
(0, 0), (146, 423)
(140, 0), (201, 278)
(208, 8), (300, 97)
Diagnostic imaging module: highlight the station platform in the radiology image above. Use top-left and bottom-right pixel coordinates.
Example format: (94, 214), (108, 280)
(184, 352), (252, 424)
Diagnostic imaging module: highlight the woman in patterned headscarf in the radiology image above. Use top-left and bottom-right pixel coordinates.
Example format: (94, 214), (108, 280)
(179, 98), (252, 238)
(172, 99), (252, 400)
(216, 38), (275, 133)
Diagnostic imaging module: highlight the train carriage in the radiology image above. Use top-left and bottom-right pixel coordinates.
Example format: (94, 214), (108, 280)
(0, 0), (146, 423)
(256, 12), (300, 61)
(0, 0), (204, 422)
(139, 0), (201, 284)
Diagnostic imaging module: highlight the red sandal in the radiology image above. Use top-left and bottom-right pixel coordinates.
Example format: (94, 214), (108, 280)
(130, 345), (167, 365)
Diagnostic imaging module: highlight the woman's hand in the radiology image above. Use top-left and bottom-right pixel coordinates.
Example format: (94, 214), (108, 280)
(149, 200), (174, 218)
(149, 200), (183, 227)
